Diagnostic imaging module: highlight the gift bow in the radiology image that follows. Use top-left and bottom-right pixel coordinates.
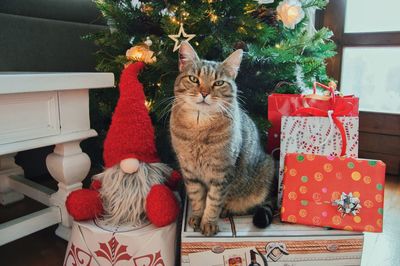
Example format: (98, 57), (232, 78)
(315, 192), (362, 217)
(291, 101), (353, 156)
(332, 192), (362, 217)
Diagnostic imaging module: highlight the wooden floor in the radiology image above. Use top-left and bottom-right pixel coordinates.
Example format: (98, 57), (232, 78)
(362, 175), (400, 266)
(0, 175), (399, 266)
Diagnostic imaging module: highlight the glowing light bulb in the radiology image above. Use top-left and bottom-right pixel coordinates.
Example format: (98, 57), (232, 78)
(238, 26), (246, 33)
(171, 16), (179, 24)
(145, 100), (152, 110)
(210, 14), (218, 23)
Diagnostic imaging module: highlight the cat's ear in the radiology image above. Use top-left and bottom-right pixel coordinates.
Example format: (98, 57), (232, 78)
(222, 49), (243, 79)
(179, 41), (199, 72)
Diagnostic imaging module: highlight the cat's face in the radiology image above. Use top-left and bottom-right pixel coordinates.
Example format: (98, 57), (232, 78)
(174, 42), (243, 116)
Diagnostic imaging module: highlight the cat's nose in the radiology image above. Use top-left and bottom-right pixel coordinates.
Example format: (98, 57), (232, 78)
(200, 91), (209, 98)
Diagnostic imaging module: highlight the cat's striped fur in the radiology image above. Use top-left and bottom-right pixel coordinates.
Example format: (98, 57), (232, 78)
(170, 42), (276, 236)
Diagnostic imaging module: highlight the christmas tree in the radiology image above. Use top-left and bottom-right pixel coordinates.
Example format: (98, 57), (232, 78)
(87, 0), (335, 164)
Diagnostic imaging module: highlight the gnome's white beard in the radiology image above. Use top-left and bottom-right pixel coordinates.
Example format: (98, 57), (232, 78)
(96, 162), (172, 227)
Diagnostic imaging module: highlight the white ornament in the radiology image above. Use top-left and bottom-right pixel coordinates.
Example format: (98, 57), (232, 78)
(144, 36), (152, 47)
(276, 0), (305, 29)
(160, 7), (175, 16)
(131, 0), (141, 8)
(305, 7), (317, 36)
(257, 0), (274, 4)
(168, 23), (196, 52)
(120, 158), (140, 174)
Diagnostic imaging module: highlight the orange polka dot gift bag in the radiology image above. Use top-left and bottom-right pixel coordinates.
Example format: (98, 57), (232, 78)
(281, 153), (386, 232)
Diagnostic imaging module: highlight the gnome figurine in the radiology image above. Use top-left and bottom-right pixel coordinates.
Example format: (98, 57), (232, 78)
(66, 62), (181, 227)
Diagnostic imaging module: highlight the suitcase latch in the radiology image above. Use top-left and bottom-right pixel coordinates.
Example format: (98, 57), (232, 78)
(265, 242), (289, 262)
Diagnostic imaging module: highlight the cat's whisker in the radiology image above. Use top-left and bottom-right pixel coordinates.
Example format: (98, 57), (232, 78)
(158, 96), (187, 126)
(235, 94), (246, 106)
(219, 99), (236, 112)
(153, 96), (176, 113)
(217, 102), (234, 120)
(154, 96), (176, 106)
(170, 98), (186, 113)
(157, 99), (177, 122)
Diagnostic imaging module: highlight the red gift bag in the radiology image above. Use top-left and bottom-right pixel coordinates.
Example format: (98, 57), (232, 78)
(267, 83), (359, 155)
(281, 153), (386, 232)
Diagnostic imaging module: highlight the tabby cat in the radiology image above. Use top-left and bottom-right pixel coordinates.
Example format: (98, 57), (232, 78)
(170, 41), (276, 236)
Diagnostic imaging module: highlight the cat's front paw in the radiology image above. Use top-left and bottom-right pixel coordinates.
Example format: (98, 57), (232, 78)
(188, 215), (201, 230)
(200, 220), (219, 236)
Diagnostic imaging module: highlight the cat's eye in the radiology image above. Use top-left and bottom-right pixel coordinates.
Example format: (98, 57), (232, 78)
(214, 80), (225, 86)
(188, 75), (199, 83)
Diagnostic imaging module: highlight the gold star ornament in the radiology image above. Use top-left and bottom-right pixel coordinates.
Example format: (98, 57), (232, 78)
(168, 23), (196, 52)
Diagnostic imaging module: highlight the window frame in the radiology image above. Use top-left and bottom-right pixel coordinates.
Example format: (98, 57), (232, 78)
(316, 0), (400, 175)
(317, 0), (400, 84)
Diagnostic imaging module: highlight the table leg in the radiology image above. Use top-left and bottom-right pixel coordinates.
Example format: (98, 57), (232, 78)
(0, 154), (24, 205)
(46, 140), (91, 240)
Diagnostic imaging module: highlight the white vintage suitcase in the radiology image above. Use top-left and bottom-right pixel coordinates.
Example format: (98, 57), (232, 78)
(181, 200), (363, 266)
(64, 220), (177, 266)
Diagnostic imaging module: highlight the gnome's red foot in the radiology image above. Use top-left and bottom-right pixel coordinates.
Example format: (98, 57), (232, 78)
(66, 189), (103, 221)
(146, 184), (179, 227)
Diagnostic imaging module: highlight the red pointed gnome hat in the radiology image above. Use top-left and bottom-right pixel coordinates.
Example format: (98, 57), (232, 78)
(103, 62), (160, 168)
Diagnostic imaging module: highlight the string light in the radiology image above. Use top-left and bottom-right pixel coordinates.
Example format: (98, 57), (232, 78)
(145, 100), (153, 110)
(141, 4), (153, 14)
(244, 3), (256, 14)
(275, 44), (281, 48)
(170, 16), (179, 24)
(182, 11), (190, 20)
(238, 26), (246, 34)
(210, 13), (218, 23)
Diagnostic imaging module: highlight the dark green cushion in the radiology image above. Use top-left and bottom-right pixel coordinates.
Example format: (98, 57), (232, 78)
(0, 13), (106, 71)
(0, 0), (106, 25)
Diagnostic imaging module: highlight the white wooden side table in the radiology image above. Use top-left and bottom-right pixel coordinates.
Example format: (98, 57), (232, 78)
(0, 72), (114, 245)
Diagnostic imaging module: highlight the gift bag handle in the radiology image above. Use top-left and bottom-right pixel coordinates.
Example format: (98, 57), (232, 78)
(291, 105), (351, 156)
(303, 82), (336, 103)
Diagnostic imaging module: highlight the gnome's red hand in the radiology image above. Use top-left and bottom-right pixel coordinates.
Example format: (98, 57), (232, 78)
(165, 170), (182, 191)
(66, 180), (103, 221)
